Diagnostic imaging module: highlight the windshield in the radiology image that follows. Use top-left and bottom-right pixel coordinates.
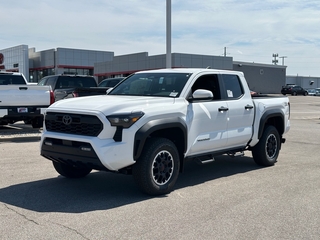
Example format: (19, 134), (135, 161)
(109, 72), (191, 97)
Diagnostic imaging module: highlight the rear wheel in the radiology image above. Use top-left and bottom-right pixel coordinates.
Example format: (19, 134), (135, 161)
(53, 161), (92, 178)
(252, 125), (280, 166)
(132, 138), (180, 195)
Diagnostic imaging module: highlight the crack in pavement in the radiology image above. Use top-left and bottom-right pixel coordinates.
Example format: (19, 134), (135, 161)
(48, 221), (90, 240)
(4, 204), (39, 225)
(4, 203), (90, 239)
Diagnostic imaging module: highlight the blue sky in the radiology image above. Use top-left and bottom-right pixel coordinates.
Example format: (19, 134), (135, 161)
(1, 0), (320, 76)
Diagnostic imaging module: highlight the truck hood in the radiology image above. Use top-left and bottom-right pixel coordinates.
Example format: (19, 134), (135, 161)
(48, 95), (176, 115)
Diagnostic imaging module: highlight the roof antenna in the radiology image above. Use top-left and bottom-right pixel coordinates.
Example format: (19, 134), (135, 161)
(206, 66), (211, 69)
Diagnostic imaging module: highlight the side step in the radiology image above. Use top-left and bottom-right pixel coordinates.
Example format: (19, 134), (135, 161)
(194, 155), (215, 164)
(228, 151), (244, 158)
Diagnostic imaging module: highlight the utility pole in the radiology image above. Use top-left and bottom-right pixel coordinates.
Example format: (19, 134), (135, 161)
(279, 56), (287, 66)
(166, 0), (172, 68)
(272, 53), (278, 65)
(224, 47), (227, 57)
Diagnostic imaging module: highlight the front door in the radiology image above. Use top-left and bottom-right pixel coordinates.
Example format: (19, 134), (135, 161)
(186, 74), (228, 156)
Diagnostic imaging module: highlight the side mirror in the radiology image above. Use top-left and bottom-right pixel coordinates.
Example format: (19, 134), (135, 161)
(192, 89), (213, 99)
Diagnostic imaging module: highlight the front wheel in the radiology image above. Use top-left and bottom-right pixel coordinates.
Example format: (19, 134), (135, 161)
(132, 138), (180, 196)
(53, 161), (92, 178)
(252, 125), (280, 166)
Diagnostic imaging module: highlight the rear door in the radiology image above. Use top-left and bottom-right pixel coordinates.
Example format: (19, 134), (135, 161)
(220, 74), (255, 148)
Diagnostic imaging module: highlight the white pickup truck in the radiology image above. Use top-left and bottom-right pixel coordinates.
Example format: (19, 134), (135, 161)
(0, 72), (54, 128)
(40, 68), (290, 195)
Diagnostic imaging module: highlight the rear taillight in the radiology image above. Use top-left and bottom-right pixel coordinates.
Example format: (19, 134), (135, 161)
(50, 90), (55, 105)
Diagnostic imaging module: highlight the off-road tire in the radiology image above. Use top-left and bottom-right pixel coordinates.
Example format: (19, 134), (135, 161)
(252, 125), (280, 166)
(53, 161), (92, 178)
(132, 138), (180, 196)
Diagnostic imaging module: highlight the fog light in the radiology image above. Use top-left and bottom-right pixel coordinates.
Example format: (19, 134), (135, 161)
(81, 147), (92, 152)
(44, 141), (52, 146)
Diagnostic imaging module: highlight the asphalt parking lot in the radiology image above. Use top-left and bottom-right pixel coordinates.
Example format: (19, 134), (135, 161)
(0, 95), (320, 240)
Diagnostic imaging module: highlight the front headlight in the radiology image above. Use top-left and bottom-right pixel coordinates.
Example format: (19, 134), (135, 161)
(106, 111), (144, 128)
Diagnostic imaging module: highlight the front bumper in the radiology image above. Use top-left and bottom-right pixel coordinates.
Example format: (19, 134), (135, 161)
(40, 130), (136, 172)
(41, 137), (106, 170)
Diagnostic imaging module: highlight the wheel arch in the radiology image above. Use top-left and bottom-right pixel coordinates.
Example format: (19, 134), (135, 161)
(134, 117), (187, 163)
(258, 110), (284, 140)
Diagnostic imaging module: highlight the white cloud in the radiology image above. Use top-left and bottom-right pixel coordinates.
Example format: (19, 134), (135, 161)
(0, 0), (319, 76)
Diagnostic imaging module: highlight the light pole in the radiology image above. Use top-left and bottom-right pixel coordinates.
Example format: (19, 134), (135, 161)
(279, 56), (287, 66)
(166, 0), (172, 68)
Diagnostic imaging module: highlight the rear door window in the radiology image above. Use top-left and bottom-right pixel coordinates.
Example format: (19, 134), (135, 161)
(221, 74), (244, 99)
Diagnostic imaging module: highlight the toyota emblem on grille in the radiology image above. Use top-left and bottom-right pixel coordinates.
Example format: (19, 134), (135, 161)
(62, 115), (72, 125)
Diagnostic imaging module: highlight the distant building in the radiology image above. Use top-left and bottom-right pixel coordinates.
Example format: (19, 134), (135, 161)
(94, 52), (233, 79)
(28, 47), (113, 82)
(0, 45), (29, 78)
(233, 61), (286, 94)
(286, 75), (320, 89)
(1, 44), (287, 93)
(0, 45), (113, 82)
(95, 53), (287, 93)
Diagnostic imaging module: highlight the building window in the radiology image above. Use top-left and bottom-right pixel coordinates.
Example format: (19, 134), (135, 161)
(29, 68), (55, 82)
(63, 68), (92, 75)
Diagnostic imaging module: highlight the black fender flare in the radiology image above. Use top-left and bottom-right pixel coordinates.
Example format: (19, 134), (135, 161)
(133, 117), (188, 160)
(258, 109), (284, 139)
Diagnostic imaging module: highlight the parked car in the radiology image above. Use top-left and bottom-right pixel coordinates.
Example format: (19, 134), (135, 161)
(307, 89), (316, 96)
(281, 84), (308, 96)
(98, 77), (125, 88)
(0, 71), (54, 128)
(315, 88), (320, 96)
(38, 74), (109, 101)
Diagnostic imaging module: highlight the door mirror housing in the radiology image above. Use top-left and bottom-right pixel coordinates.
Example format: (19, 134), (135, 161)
(192, 89), (213, 100)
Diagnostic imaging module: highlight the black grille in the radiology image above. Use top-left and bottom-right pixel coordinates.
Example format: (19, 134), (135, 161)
(45, 112), (103, 136)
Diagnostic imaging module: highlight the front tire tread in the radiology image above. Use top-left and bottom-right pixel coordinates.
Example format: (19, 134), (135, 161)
(132, 138), (180, 196)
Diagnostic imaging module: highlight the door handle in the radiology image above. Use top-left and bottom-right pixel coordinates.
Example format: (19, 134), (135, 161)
(218, 106), (229, 112)
(245, 104), (254, 110)
(19, 87), (28, 90)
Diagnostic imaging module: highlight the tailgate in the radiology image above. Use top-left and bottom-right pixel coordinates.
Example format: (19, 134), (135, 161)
(0, 85), (51, 107)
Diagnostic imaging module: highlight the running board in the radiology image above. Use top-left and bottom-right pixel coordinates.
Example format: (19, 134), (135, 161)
(200, 158), (215, 164)
(228, 151), (244, 158)
(194, 155), (215, 164)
